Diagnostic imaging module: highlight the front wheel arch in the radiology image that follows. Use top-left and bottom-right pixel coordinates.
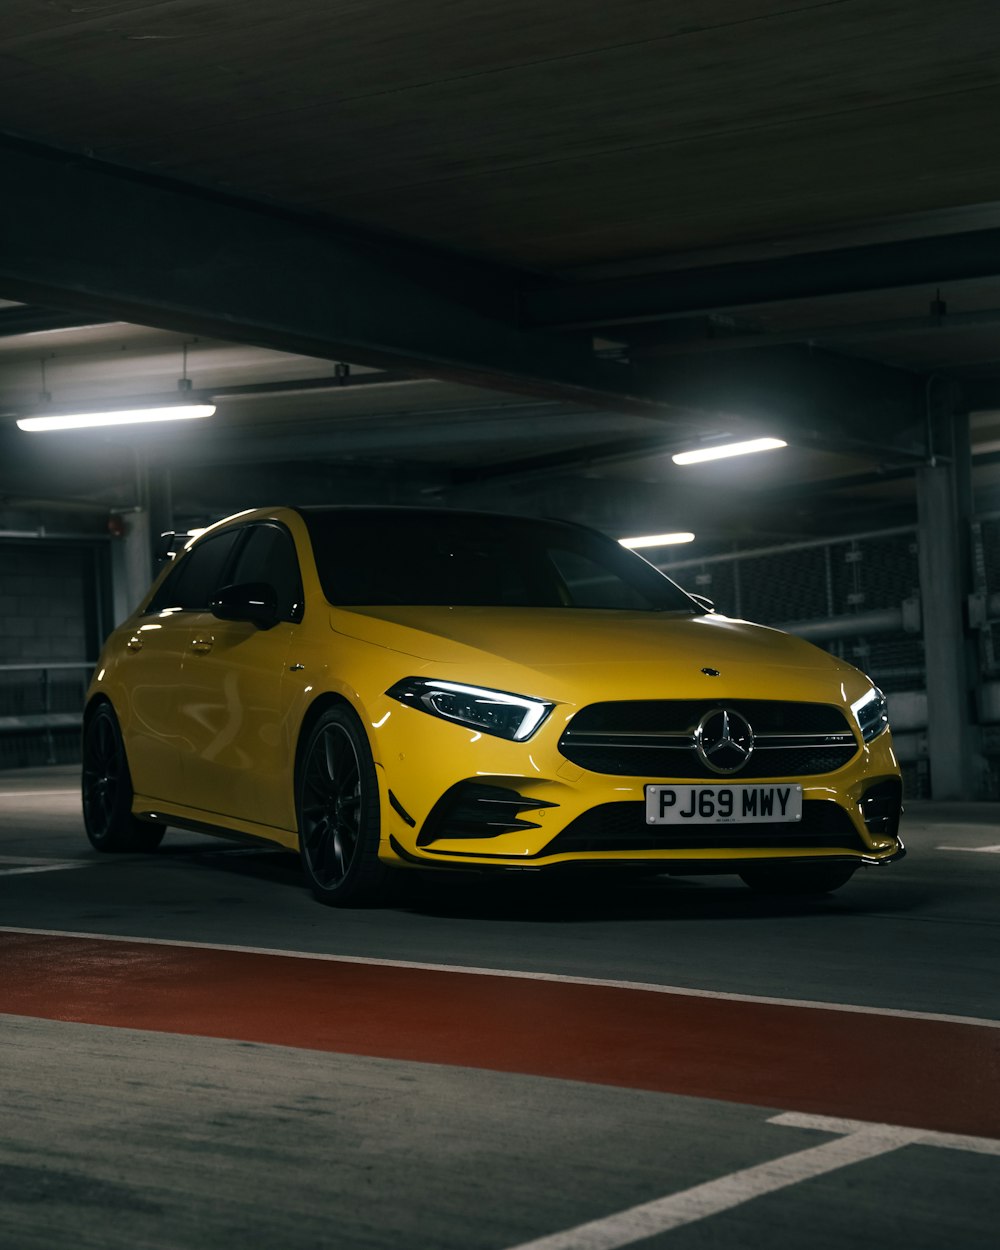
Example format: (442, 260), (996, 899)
(293, 690), (382, 790)
(295, 701), (388, 907)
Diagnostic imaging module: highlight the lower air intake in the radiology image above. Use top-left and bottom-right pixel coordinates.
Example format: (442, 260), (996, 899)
(417, 781), (557, 846)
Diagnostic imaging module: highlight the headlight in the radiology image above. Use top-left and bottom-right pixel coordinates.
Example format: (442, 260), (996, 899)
(851, 685), (889, 743)
(386, 678), (553, 741)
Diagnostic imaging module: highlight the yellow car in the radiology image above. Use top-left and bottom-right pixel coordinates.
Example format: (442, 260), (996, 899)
(82, 506), (904, 905)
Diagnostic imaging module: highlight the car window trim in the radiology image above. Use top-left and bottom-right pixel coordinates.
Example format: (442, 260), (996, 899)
(229, 520), (305, 624)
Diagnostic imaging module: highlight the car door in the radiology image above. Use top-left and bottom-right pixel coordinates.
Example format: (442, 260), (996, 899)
(120, 528), (243, 803)
(177, 522), (304, 830)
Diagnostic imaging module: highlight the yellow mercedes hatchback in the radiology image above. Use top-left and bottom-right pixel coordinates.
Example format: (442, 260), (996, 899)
(82, 506), (904, 905)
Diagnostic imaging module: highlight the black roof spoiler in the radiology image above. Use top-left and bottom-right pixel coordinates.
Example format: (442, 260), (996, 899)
(155, 531), (195, 562)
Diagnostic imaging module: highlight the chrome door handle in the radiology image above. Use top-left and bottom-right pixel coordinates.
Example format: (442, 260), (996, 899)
(189, 637), (214, 654)
(126, 635), (143, 652)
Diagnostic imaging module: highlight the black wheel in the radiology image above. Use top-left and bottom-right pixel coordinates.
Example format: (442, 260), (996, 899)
(739, 862), (857, 895)
(81, 703), (165, 852)
(297, 705), (388, 906)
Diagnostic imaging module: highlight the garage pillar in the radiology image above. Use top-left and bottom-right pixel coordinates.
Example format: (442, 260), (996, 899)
(147, 466), (174, 562)
(916, 411), (982, 798)
(110, 508), (151, 625)
(108, 462), (173, 626)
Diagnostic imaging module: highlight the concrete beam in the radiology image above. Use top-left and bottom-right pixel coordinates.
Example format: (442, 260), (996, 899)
(0, 136), (664, 417)
(633, 346), (925, 452)
(524, 228), (1000, 331)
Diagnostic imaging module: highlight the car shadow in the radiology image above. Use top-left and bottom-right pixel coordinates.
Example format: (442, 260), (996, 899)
(151, 840), (925, 923)
(389, 867), (924, 923)
(155, 841), (305, 887)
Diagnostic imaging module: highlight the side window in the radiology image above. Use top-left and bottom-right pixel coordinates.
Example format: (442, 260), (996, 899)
(146, 530), (241, 613)
(227, 524), (304, 622)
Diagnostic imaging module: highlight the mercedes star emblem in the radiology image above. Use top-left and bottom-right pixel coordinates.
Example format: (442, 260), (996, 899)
(694, 708), (755, 774)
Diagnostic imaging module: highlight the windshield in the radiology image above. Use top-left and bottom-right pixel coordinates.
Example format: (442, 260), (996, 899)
(299, 509), (699, 612)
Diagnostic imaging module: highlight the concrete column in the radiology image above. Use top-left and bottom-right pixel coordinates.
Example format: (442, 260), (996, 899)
(110, 509), (151, 626)
(146, 465), (174, 564)
(916, 419), (981, 798)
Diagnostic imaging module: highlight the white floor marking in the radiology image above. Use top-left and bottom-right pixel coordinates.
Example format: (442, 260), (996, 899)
(504, 1122), (926, 1250)
(0, 855), (79, 864)
(0, 790), (78, 799)
(0, 925), (998, 1030)
(504, 1114), (1000, 1250)
(937, 844), (1000, 853)
(0, 862), (90, 876)
(771, 1112), (1000, 1157)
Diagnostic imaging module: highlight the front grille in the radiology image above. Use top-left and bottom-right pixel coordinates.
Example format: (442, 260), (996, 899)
(559, 699), (858, 778)
(566, 700), (850, 735)
(544, 800), (868, 855)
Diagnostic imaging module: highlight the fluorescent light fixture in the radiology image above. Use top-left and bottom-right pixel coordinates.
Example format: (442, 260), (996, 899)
(620, 532), (695, 549)
(672, 437), (787, 465)
(17, 404), (215, 432)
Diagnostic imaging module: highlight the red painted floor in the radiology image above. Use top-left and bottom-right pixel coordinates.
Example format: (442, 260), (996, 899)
(2, 931), (998, 1138)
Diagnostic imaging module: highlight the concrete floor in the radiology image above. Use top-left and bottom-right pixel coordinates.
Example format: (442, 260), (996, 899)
(1, 766), (998, 1249)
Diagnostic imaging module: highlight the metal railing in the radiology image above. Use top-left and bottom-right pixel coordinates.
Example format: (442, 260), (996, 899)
(0, 662), (94, 767)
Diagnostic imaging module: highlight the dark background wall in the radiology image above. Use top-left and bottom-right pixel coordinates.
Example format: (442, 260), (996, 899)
(0, 539), (110, 767)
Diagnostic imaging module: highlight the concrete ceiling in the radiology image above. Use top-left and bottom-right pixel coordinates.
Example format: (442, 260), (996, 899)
(2, 1), (1000, 545)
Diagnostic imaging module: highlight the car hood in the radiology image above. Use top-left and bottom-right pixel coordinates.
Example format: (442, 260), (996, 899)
(330, 605), (862, 703)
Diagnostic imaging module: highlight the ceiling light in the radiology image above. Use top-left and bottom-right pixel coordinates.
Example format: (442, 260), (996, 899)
(672, 437), (787, 465)
(15, 339), (215, 432)
(620, 532), (695, 549)
(17, 404), (216, 432)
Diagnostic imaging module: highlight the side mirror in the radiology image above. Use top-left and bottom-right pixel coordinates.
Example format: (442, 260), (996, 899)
(211, 582), (280, 630)
(688, 592), (715, 613)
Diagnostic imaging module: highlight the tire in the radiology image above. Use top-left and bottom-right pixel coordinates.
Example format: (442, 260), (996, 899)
(739, 862), (857, 895)
(81, 703), (165, 852)
(296, 705), (388, 906)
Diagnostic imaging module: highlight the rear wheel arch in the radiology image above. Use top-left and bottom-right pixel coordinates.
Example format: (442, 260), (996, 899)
(81, 700), (164, 852)
(83, 692), (113, 726)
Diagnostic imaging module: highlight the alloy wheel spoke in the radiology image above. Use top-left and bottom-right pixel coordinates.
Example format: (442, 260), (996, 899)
(84, 718), (124, 834)
(330, 831), (346, 878)
(304, 724), (363, 889)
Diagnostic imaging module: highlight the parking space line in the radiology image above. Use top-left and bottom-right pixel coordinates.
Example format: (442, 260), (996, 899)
(0, 790), (78, 799)
(937, 844), (1000, 853)
(504, 1123), (926, 1249)
(0, 862), (91, 876)
(0, 856), (67, 864)
(771, 1111), (1000, 1156)
(504, 1114), (1000, 1250)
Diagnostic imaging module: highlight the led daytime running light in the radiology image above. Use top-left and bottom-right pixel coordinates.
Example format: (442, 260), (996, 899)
(423, 680), (550, 740)
(851, 685), (890, 743)
(386, 677), (553, 741)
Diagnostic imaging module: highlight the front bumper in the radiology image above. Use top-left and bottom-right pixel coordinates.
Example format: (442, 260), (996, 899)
(369, 698), (904, 872)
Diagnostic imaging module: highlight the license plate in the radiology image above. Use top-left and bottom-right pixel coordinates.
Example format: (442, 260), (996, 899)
(645, 784), (802, 824)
